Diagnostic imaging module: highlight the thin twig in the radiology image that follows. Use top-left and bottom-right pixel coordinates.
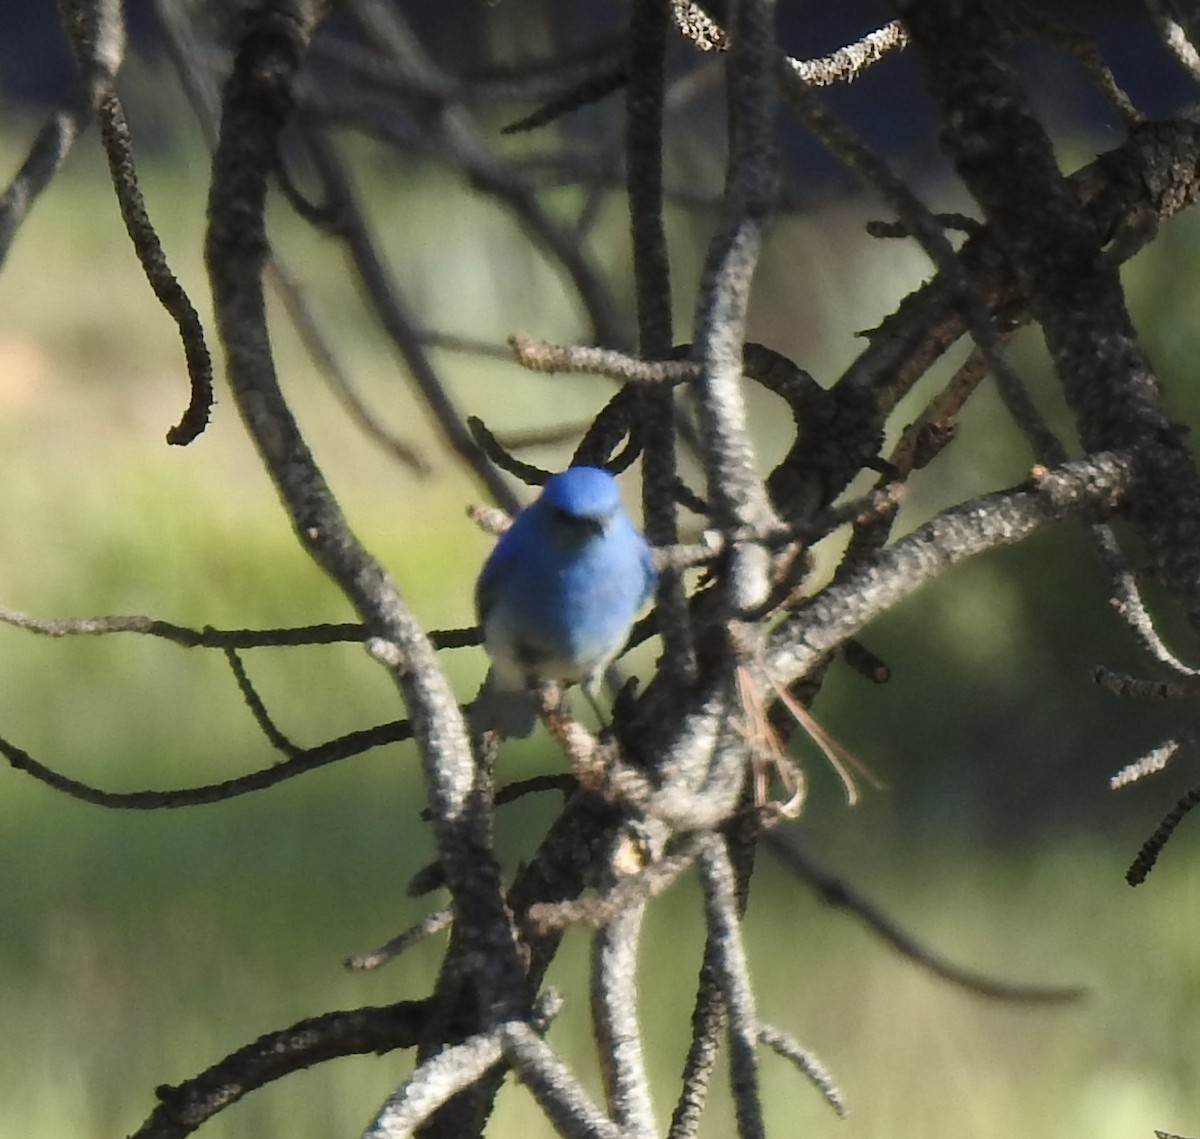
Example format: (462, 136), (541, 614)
(222, 648), (299, 755)
(766, 833), (1086, 1002)
(346, 906), (454, 971)
(155, 0), (429, 471)
(1127, 782), (1200, 884)
(294, 118), (516, 509)
(0, 717), (411, 810)
(0, 0), (123, 267)
(787, 19), (908, 86)
(697, 834), (766, 1139)
(0, 605), (478, 651)
(757, 1023), (845, 1117)
(1000, 0), (1142, 127)
(666, 940), (726, 1139)
(528, 834), (703, 933)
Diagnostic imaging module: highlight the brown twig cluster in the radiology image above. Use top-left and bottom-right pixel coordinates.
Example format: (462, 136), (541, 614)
(5, 1), (1200, 1137)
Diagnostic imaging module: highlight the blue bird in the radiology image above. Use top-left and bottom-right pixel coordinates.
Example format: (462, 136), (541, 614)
(473, 466), (657, 738)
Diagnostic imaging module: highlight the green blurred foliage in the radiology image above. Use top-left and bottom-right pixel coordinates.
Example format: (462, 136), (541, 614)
(0, 87), (1198, 1138)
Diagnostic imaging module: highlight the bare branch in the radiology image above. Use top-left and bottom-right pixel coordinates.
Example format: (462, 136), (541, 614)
(155, 0), (429, 472)
(55, 0), (214, 445)
(765, 834), (1085, 1003)
(510, 333), (697, 383)
(1110, 736), (1190, 790)
(1000, 0), (1142, 127)
(591, 853), (657, 1137)
(528, 833), (703, 933)
(501, 1020), (625, 1139)
(346, 907), (454, 972)
(697, 834), (765, 1139)
(363, 993), (564, 1139)
(765, 452), (1135, 689)
(1127, 783), (1200, 884)
(205, 3), (531, 1040)
(757, 1024), (845, 1117)
(0, 0), (122, 266)
(0, 604), (477, 651)
(223, 647), (300, 757)
(692, 0), (781, 615)
(0, 717), (411, 810)
(787, 19), (908, 87)
(1145, 0), (1200, 80)
(898, 0), (1200, 640)
(131, 1001), (432, 1139)
(666, 940), (726, 1139)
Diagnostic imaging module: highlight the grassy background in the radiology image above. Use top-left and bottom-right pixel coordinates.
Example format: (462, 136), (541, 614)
(1, 91), (1199, 1139)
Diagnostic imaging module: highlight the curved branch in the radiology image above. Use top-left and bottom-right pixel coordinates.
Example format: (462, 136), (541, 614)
(765, 834), (1085, 1003)
(764, 451), (1136, 689)
(131, 1001), (431, 1139)
(0, 717), (411, 809)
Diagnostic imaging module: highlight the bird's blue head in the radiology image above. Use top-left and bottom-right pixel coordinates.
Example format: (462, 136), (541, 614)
(540, 466), (621, 523)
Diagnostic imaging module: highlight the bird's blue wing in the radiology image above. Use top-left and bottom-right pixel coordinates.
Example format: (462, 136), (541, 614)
(475, 524), (520, 625)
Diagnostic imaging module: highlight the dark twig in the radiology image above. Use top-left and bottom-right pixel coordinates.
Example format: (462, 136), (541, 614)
(57, 0), (212, 446)
(223, 647), (300, 757)
(92, 86), (214, 445)
(0, 718), (411, 810)
(666, 940), (726, 1139)
(627, 0), (695, 683)
(0, 0), (122, 267)
(1094, 666), (1198, 702)
(0, 605), (478, 651)
(1127, 783), (1200, 884)
(155, 0), (430, 472)
(467, 415), (554, 486)
(1000, 0), (1142, 127)
(766, 833), (1085, 1002)
(294, 118), (517, 509)
(130, 1001), (432, 1139)
(502, 62), (629, 135)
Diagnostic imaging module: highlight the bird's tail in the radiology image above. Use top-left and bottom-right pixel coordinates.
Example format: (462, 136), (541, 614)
(469, 670), (540, 739)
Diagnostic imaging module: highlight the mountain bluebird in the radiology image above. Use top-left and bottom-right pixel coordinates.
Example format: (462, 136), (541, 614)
(473, 466), (657, 738)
